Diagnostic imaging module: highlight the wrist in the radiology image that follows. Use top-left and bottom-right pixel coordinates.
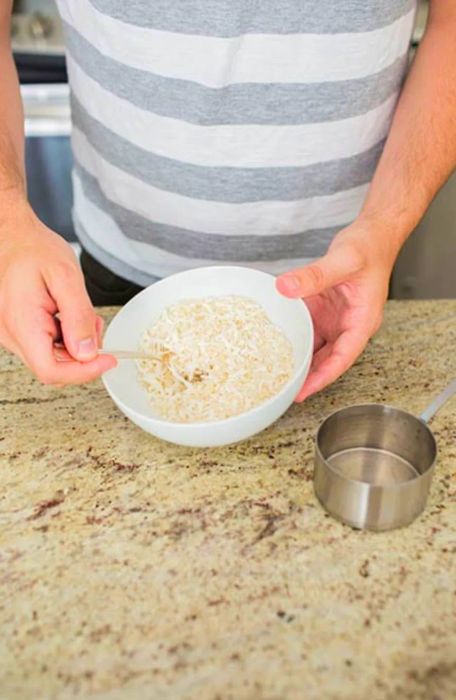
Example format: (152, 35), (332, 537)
(337, 214), (409, 271)
(357, 204), (415, 255)
(0, 190), (37, 237)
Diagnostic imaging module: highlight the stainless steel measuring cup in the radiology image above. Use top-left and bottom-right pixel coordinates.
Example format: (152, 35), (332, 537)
(314, 379), (456, 531)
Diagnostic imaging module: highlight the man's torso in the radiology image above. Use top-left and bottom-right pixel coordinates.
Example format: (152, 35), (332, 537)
(56, 0), (416, 284)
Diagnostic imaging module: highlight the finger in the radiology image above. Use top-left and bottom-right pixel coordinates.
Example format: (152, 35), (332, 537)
(16, 306), (117, 385)
(95, 315), (104, 348)
(52, 314), (104, 353)
(313, 330), (325, 353)
(0, 330), (27, 365)
(33, 343), (116, 385)
(295, 328), (368, 401)
(50, 315), (63, 344)
(310, 342), (333, 372)
(43, 262), (98, 362)
(302, 295), (325, 351)
(53, 318), (111, 365)
(53, 346), (73, 362)
(293, 343), (331, 402)
(276, 244), (363, 299)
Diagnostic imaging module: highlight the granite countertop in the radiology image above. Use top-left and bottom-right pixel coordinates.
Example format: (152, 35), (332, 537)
(1, 300), (456, 700)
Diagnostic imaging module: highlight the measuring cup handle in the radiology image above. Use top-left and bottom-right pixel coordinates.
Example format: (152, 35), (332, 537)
(420, 378), (456, 424)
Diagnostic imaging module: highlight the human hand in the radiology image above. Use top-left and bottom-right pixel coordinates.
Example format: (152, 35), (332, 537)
(0, 200), (117, 384)
(276, 222), (396, 401)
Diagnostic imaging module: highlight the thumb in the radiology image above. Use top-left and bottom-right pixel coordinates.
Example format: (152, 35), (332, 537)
(276, 242), (363, 299)
(45, 263), (98, 361)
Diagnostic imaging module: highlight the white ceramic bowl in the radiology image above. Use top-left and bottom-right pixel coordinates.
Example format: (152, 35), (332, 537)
(102, 266), (313, 447)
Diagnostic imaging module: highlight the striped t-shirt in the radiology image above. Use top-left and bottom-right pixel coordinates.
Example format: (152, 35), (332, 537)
(56, 0), (417, 285)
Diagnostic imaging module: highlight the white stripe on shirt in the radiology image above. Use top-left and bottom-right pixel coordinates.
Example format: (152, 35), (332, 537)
(58, 0), (415, 87)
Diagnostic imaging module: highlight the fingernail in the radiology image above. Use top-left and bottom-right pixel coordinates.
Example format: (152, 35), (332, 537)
(77, 337), (96, 358)
(299, 383), (319, 401)
(277, 274), (301, 296)
(295, 386), (310, 402)
(295, 375), (318, 402)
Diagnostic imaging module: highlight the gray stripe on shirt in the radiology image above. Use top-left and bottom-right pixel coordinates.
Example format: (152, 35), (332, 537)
(64, 24), (408, 126)
(71, 97), (385, 203)
(74, 215), (161, 287)
(88, 0), (415, 36)
(75, 163), (349, 261)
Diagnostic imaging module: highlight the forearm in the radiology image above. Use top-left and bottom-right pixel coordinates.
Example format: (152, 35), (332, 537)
(0, 51), (25, 189)
(0, 2), (27, 210)
(358, 2), (456, 261)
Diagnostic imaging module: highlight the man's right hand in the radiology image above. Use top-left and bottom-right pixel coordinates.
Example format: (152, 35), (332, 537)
(0, 199), (117, 384)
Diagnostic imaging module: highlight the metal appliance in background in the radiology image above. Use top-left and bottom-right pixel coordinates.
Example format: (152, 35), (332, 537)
(12, 0), (74, 242)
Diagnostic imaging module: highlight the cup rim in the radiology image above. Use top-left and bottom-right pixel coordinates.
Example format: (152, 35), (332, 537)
(314, 402), (437, 490)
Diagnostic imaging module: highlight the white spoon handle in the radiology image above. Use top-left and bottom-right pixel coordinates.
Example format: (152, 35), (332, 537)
(98, 349), (157, 361)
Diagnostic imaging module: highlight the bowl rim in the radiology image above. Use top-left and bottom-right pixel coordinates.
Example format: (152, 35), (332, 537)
(102, 265), (314, 429)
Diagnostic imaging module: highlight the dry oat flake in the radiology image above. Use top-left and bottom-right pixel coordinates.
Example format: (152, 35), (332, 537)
(138, 295), (294, 423)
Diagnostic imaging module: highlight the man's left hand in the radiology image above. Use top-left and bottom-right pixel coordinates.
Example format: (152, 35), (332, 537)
(276, 221), (396, 401)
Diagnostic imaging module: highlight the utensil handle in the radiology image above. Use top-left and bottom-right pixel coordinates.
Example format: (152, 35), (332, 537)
(99, 349), (149, 360)
(420, 378), (456, 423)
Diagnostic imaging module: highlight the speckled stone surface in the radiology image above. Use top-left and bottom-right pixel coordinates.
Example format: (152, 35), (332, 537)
(1, 301), (456, 700)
